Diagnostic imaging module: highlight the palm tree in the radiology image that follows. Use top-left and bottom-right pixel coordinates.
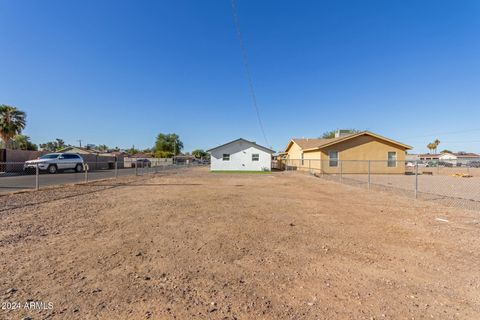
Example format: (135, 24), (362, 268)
(427, 143), (436, 153)
(433, 139), (440, 153)
(0, 105), (26, 148)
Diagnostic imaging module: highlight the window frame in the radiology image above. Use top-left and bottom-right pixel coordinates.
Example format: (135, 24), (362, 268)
(252, 153), (259, 162)
(222, 153), (230, 161)
(387, 151), (397, 167)
(328, 151), (339, 167)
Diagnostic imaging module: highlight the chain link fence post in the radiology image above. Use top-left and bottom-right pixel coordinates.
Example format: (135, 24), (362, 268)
(84, 163), (89, 183)
(340, 160), (343, 183)
(114, 161), (118, 179)
(35, 163), (39, 191)
(135, 160), (138, 176)
(415, 161), (419, 198)
(368, 160), (371, 190)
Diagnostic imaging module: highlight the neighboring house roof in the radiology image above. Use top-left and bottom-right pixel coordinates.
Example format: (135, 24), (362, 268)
(290, 138), (335, 150)
(57, 147), (124, 158)
(57, 146), (100, 154)
(285, 131), (412, 152)
(440, 152), (480, 158)
(418, 154), (441, 157)
(207, 138), (275, 154)
(130, 153), (154, 158)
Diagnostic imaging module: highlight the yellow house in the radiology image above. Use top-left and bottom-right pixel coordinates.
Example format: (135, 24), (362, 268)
(284, 131), (412, 174)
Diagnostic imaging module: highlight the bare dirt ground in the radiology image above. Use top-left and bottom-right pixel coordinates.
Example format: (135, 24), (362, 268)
(338, 174), (480, 203)
(1, 167), (480, 319)
(422, 167), (480, 177)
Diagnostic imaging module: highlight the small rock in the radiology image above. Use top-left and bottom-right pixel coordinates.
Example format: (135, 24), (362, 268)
(6, 288), (17, 294)
(289, 223), (295, 227)
(144, 276), (151, 281)
(135, 252), (143, 257)
(92, 288), (102, 293)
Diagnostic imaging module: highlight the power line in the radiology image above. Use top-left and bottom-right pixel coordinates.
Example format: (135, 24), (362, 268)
(230, 0), (270, 147)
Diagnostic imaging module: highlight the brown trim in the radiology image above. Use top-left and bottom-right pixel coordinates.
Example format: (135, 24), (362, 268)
(302, 131), (412, 151)
(284, 140), (296, 153)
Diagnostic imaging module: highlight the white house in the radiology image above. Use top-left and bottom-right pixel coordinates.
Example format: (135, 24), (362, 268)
(207, 138), (274, 171)
(439, 152), (480, 166)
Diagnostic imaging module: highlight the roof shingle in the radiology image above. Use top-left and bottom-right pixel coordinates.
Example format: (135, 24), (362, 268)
(292, 134), (356, 150)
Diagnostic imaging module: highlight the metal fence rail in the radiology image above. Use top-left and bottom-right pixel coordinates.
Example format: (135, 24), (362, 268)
(283, 159), (480, 211)
(0, 160), (203, 194)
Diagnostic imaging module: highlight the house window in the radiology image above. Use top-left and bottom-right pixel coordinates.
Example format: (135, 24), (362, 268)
(252, 154), (259, 161)
(222, 154), (230, 161)
(388, 152), (397, 167)
(329, 151), (338, 167)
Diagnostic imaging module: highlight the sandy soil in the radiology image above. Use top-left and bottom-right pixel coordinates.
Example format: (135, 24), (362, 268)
(337, 174), (480, 203)
(1, 167), (479, 319)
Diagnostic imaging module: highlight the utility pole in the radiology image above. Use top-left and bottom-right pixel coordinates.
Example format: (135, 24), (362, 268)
(77, 139), (82, 147)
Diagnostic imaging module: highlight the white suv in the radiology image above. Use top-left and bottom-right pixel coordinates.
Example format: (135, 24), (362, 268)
(24, 153), (85, 174)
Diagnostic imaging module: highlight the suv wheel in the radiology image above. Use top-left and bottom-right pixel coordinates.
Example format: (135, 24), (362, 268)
(75, 163), (83, 173)
(47, 164), (58, 174)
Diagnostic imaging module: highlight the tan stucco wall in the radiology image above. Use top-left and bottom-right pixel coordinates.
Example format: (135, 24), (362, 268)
(319, 135), (406, 174)
(285, 142), (322, 171)
(285, 135), (407, 174)
(285, 142), (303, 160)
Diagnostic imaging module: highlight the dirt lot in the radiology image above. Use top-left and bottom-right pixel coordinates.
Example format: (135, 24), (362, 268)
(338, 174), (480, 203)
(422, 166), (480, 177)
(1, 167), (480, 319)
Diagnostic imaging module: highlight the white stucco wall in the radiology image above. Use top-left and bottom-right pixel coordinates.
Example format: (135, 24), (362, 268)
(439, 153), (457, 161)
(209, 141), (272, 171)
(439, 153), (480, 165)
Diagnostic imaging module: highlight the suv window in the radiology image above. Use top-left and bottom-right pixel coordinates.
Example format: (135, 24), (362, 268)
(63, 154), (80, 159)
(40, 154), (60, 159)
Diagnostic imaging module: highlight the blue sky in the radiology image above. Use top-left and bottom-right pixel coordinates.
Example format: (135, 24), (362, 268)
(1, 0), (479, 153)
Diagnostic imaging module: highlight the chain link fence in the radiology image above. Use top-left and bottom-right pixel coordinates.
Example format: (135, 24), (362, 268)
(0, 159), (203, 194)
(283, 159), (480, 211)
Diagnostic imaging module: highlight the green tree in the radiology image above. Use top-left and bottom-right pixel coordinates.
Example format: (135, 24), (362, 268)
(126, 146), (139, 155)
(12, 134), (38, 150)
(321, 129), (360, 139)
(154, 133), (183, 155)
(97, 144), (109, 152)
(39, 139), (68, 152)
(191, 149), (207, 159)
(440, 149), (452, 154)
(0, 105), (27, 148)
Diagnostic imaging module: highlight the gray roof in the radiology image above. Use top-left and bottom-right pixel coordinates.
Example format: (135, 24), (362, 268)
(207, 138), (275, 154)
